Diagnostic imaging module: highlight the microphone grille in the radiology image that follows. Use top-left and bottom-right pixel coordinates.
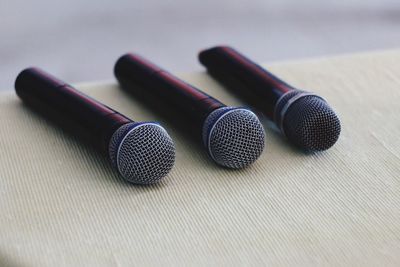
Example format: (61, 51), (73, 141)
(109, 122), (175, 184)
(276, 91), (341, 151)
(203, 107), (265, 168)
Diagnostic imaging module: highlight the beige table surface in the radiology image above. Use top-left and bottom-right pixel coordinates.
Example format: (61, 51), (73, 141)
(1, 50), (400, 267)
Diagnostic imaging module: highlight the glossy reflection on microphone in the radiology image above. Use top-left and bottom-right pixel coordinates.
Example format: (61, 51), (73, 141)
(15, 67), (175, 184)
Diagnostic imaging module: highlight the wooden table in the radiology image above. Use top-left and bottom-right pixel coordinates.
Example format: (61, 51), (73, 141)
(1, 50), (399, 266)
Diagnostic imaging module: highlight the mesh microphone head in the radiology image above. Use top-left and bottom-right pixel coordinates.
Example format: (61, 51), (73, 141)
(275, 91), (341, 152)
(109, 122), (175, 184)
(202, 107), (265, 168)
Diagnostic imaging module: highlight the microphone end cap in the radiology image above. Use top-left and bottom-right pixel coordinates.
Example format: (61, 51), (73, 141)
(109, 122), (175, 184)
(203, 107), (265, 169)
(275, 91), (341, 152)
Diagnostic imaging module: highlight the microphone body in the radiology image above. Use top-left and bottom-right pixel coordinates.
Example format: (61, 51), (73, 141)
(114, 54), (265, 169)
(15, 68), (175, 184)
(199, 46), (341, 152)
(114, 54), (225, 128)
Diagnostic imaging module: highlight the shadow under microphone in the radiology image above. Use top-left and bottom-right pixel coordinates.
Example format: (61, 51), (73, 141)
(114, 53), (266, 169)
(15, 67), (175, 184)
(199, 46), (341, 152)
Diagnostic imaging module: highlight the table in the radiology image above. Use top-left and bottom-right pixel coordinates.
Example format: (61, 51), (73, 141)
(1, 50), (399, 266)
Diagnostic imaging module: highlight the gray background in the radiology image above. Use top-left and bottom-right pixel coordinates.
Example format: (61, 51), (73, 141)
(1, 0), (399, 90)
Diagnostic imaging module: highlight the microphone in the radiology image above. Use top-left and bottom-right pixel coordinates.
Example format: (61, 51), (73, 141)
(114, 53), (265, 169)
(199, 46), (341, 152)
(15, 67), (175, 184)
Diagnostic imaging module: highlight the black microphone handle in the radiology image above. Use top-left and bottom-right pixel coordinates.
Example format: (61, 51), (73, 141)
(15, 68), (131, 154)
(199, 46), (294, 118)
(114, 54), (225, 127)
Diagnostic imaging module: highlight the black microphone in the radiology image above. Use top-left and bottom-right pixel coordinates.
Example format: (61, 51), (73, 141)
(114, 53), (265, 169)
(15, 67), (175, 184)
(199, 46), (341, 152)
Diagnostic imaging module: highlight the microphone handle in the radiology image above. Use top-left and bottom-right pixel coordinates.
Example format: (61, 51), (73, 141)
(199, 46), (294, 118)
(15, 68), (131, 154)
(114, 54), (225, 126)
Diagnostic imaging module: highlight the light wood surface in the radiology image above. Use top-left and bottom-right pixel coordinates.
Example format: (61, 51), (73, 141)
(0, 51), (399, 266)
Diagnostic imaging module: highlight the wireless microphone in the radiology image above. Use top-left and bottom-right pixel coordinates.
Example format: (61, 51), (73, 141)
(199, 46), (341, 152)
(15, 67), (175, 184)
(114, 54), (265, 169)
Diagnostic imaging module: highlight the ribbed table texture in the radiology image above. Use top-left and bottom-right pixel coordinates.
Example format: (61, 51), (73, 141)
(1, 50), (399, 266)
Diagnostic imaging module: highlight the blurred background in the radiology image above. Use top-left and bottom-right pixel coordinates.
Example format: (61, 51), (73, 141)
(0, 0), (399, 90)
